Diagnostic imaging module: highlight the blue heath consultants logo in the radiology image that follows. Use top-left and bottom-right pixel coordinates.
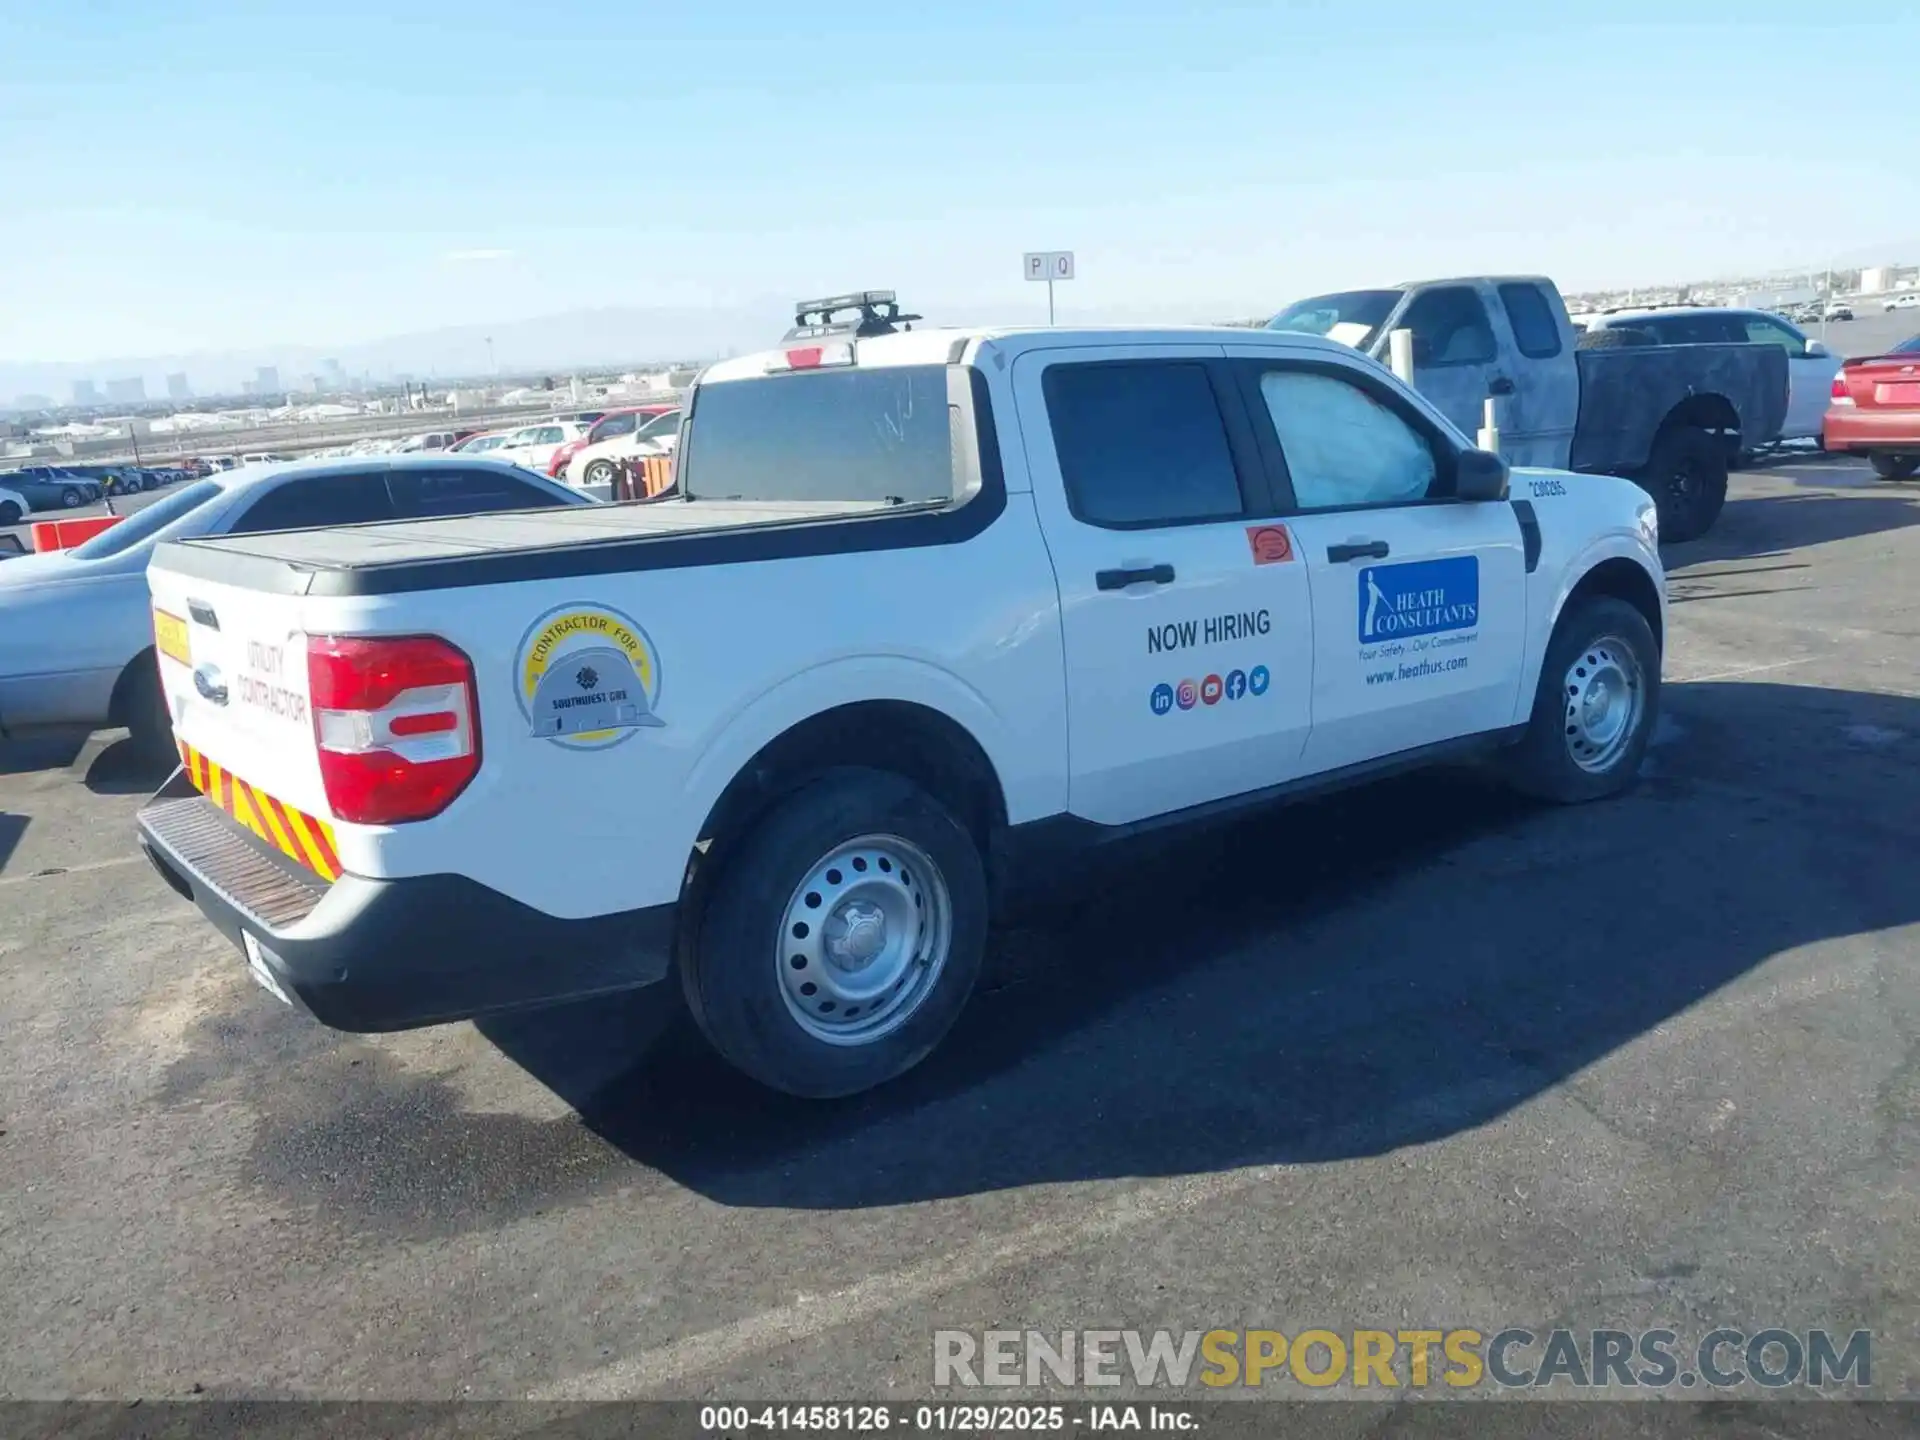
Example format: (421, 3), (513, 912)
(1359, 557), (1479, 643)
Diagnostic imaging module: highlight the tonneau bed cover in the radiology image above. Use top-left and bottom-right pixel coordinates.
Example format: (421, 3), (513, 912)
(150, 495), (963, 598)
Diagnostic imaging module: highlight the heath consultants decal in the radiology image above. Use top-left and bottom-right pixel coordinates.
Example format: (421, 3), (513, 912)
(1356, 557), (1480, 683)
(1359, 557), (1479, 642)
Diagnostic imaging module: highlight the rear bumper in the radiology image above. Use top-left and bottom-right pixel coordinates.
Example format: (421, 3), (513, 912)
(1823, 406), (1920, 452)
(136, 773), (676, 1031)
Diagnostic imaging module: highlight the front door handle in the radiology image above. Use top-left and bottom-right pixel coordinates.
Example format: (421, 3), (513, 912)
(1095, 563), (1176, 591)
(1488, 375), (1516, 396)
(1327, 540), (1390, 563)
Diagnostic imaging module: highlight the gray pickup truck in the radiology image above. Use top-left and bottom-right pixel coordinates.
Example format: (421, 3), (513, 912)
(1268, 275), (1788, 541)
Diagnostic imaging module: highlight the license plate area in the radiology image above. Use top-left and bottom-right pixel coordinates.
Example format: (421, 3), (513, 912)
(154, 608), (191, 666)
(1875, 381), (1920, 406)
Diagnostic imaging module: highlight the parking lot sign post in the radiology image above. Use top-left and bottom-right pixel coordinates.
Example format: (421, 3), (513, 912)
(1024, 251), (1075, 325)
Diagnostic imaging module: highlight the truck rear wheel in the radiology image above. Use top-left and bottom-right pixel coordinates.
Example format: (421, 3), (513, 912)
(682, 768), (988, 1098)
(1640, 426), (1727, 542)
(1501, 597), (1659, 804)
(1870, 453), (1919, 481)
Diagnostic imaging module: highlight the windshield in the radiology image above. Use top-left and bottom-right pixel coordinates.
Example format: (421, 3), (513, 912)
(635, 410), (681, 440)
(680, 367), (953, 505)
(70, 480), (223, 559)
(1266, 289), (1402, 349)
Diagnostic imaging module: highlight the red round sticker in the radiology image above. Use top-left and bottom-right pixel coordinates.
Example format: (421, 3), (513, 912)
(1247, 524), (1294, 565)
(1201, 674), (1224, 706)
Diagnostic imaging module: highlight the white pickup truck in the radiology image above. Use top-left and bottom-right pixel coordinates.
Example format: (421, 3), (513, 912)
(138, 298), (1667, 1097)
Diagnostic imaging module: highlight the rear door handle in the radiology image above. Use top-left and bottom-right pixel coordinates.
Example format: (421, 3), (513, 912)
(1327, 540), (1390, 563)
(1488, 376), (1516, 396)
(1096, 563), (1176, 591)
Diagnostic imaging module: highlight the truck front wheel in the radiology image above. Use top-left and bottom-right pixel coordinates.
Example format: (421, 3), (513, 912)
(1640, 426), (1727, 542)
(682, 768), (988, 1098)
(1501, 597), (1660, 804)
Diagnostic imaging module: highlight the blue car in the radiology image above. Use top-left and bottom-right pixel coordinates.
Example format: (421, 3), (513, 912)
(2, 467), (105, 510)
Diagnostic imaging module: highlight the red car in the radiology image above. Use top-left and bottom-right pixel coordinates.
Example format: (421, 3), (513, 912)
(1823, 335), (1920, 479)
(545, 403), (677, 478)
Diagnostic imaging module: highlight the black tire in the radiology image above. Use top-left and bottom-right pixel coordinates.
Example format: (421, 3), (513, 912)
(120, 653), (176, 765)
(1502, 597), (1660, 805)
(681, 768), (988, 1098)
(60, 486), (82, 508)
(0, 500), (20, 526)
(1870, 453), (1919, 481)
(583, 458), (616, 486)
(1638, 426), (1727, 542)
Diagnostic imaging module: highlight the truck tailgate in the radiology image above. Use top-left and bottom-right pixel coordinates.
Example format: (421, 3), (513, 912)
(146, 563), (333, 837)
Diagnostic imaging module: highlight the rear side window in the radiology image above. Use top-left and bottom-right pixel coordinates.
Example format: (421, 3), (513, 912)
(229, 473), (397, 532)
(1043, 361), (1244, 527)
(387, 467), (565, 518)
(1497, 283), (1563, 359)
(680, 366), (954, 505)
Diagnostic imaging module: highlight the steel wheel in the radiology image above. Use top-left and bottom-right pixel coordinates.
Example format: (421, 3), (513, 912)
(1563, 636), (1645, 773)
(776, 833), (953, 1047)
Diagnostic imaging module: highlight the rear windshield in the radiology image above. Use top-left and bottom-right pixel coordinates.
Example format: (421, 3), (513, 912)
(680, 365), (954, 505)
(1267, 289), (1401, 350)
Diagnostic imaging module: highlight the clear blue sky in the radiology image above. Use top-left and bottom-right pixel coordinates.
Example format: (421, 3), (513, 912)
(2, 0), (1914, 365)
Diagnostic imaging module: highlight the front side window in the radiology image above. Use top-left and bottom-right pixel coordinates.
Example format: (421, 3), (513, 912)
(229, 473), (396, 532)
(1259, 369), (1439, 511)
(679, 365), (955, 506)
(1044, 361), (1244, 527)
(1402, 286), (1497, 366)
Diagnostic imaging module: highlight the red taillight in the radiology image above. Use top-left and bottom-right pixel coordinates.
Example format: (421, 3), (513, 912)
(307, 634), (479, 825)
(1831, 370), (1853, 405)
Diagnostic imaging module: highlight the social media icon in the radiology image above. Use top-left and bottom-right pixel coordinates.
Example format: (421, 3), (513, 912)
(1201, 674), (1224, 706)
(1225, 669), (1247, 701)
(1175, 679), (1199, 711)
(1150, 683), (1175, 716)
(1249, 665), (1270, 696)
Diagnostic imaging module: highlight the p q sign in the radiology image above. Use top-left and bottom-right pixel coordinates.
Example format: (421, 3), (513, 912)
(1023, 251), (1075, 282)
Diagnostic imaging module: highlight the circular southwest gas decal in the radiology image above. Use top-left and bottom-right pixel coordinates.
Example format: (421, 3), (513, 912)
(513, 603), (664, 750)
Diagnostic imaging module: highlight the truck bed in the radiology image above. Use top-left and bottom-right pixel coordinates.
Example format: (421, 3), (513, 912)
(1571, 343), (1789, 473)
(152, 495), (969, 598)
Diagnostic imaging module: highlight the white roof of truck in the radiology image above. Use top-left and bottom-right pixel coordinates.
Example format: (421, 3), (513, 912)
(697, 325), (1362, 384)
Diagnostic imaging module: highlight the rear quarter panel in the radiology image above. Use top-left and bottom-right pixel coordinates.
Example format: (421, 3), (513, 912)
(289, 500), (1069, 921)
(1572, 345), (1789, 470)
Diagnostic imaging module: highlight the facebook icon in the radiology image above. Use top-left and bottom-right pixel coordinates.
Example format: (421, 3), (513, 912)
(1150, 682), (1175, 716)
(1225, 669), (1247, 701)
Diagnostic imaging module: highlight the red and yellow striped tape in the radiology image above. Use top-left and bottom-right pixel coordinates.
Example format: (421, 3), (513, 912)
(178, 741), (342, 882)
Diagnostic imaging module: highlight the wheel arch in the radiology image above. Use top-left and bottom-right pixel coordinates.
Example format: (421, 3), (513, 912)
(1655, 392), (1741, 449)
(107, 645), (158, 729)
(1562, 555), (1665, 654)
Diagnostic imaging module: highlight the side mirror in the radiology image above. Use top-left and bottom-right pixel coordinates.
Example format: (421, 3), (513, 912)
(1455, 448), (1510, 503)
(1805, 340), (1830, 359)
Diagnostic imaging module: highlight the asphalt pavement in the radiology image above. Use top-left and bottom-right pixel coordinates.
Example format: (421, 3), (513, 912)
(1, 453), (1917, 1405)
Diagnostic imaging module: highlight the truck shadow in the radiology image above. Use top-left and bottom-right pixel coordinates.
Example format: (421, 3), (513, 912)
(1664, 488), (1920, 568)
(478, 679), (1920, 1211)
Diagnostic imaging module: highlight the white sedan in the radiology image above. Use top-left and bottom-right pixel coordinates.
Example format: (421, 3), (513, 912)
(0, 457), (594, 760)
(489, 420), (591, 473)
(564, 409), (682, 493)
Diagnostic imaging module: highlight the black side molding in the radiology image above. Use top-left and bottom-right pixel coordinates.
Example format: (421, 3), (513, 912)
(1511, 500), (1541, 574)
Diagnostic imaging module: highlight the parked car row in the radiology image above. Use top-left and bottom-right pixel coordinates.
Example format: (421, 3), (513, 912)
(0, 456), (598, 758)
